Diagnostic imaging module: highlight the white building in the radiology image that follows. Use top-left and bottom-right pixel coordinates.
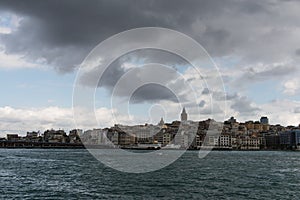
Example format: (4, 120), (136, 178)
(240, 137), (260, 150)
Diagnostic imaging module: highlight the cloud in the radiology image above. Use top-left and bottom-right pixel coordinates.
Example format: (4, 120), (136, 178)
(201, 88), (238, 101)
(231, 96), (260, 113)
(0, 26), (11, 34)
(79, 49), (196, 104)
(130, 83), (179, 103)
(0, 0), (171, 72)
(0, 106), (73, 136)
(0, 0), (299, 73)
(198, 100), (205, 107)
(0, 48), (40, 69)
(0, 106), (132, 137)
(283, 78), (300, 96)
(82, 49), (187, 88)
(200, 103), (223, 115)
(213, 91), (238, 101)
(294, 107), (300, 113)
(249, 64), (296, 78)
(232, 62), (297, 88)
(259, 99), (300, 126)
(0, 0), (300, 128)
(296, 48), (300, 56)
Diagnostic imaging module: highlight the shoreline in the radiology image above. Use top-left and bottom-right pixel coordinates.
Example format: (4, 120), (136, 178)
(0, 142), (298, 151)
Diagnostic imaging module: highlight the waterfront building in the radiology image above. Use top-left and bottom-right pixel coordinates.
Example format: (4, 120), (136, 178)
(265, 134), (280, 149)
(231, 137), (237, 149)
(180, 131), (190, 148)
(7, 134), (19, 141)
(205, 135), (232, 149)
(26, 131), (40, 142)
(171, 121), (199, 148)
(239, 136), (260, 150)
(162, 132), (172, 145)
(69, 129), (82, 144)
(279, 130), (300, 149)
(111, 131), (119, 145)
(26, 131), (38, 138)
(80, 128), (110, 145)
(193, 135), (202, 148)
(153, 128), (165, 145)
(117, 124), (160, 144)
(258, 136), (266, 149)
(43, 129), (67, 143)
(90, 129), (101, 144)
(218, 135), (231, 148)
(174, 130), (190, 148)
(208, 136), (219, 146)
(118, 132), (136, 146)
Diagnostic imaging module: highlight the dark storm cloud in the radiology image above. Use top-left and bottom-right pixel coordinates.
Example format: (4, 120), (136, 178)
(130, 84), (179, 103)
(0, 0), (280, 73)
(232, 64), (298, 89)
(0, 0), (171, 72)
(0, 0), (197, 72)
(80, 49), (192, 104)
(89, 58), (192, 103)
(1, 0), (300, 108)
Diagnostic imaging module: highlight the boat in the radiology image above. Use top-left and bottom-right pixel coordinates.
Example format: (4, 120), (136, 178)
(121, 143), (161, 150)
(163, 144), (181, 149)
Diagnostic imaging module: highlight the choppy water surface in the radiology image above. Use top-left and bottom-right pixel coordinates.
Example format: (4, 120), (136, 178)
(0, 149), (300, 199)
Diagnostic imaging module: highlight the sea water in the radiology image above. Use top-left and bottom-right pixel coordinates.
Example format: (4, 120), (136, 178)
(0, 149), (299, 199)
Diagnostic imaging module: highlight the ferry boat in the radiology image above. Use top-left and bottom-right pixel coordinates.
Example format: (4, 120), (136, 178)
(121, 143), (161, 150)
(163, 144), (181, 149)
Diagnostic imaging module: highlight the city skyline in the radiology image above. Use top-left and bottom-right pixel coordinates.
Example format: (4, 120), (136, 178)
(0, 106), (293, 137)
(3, 111), (300, 152)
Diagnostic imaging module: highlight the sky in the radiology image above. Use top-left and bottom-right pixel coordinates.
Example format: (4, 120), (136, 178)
(0, 0), (300, 136)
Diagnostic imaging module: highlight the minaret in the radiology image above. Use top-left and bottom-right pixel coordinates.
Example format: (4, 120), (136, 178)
(181, 107), (187, 121)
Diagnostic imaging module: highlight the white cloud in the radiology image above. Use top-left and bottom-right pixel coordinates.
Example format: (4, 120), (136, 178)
(205, 98), (300, 127)
(0, 26), (11, 34)
(259, 99), (300, 126)
(0, 49), (40, 69)
(283, 78), (300, 96)
(0, 106), (72, 137)
(0, 106), (131, 137)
